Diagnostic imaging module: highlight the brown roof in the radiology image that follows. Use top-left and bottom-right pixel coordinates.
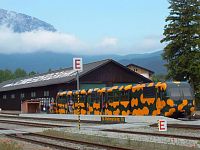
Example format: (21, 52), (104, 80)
(0, 59), (151, 92)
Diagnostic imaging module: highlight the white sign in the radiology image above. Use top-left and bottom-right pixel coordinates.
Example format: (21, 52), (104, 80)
(73, 58), (83, 72)
(158, 119), (167, 131)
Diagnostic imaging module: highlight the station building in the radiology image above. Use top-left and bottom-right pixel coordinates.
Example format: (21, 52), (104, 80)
(126, 64), (154, 79)
(0, 59), (151, 111)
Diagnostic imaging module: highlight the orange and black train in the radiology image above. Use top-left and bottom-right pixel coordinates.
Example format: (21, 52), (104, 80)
(54, 82), (195, 118)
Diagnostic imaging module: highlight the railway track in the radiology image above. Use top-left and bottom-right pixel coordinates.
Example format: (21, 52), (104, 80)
(7, 133), (130, 150)
(0, 119), (71, 128)
(102, 129), (200, 141)
(150, 123), (200, 130)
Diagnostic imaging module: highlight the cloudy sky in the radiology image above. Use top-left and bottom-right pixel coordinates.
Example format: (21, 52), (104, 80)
(0, 0), (169, 55)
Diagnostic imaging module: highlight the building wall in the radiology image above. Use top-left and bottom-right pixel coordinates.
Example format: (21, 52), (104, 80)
(80, 62), (145, 84)
(0, 83), (76, 111)
(0, 61), (151, 111)
(127, 65), (151, 79)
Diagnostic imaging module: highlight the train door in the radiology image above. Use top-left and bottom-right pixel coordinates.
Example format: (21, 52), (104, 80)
(142, 85), (157, 116)
(120, 85), (132, 116)
(97, 88), (106, 115)
(67, 91), (73, 114)
(72, 91), (78, 114)
(79, 89), (87, 115)
(101, 92), (106, 115)
(93, 91), (101, 115)
(56, 91), (67, 114)
(104, 86), (118, 115)
(106, 88), (113, 115)
(112, 89), (121, 115)
(86, 88), (101, 115)
(86, 89), (93, 115)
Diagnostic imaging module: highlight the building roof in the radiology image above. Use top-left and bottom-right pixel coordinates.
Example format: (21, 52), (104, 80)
(0, 59), (151, 92)
(126, 64), (154, 74)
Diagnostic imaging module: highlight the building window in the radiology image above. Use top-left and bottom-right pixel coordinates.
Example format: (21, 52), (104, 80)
(44, 91), (49, 97)
(3, 95), (6, 99)
(31, 92), (36, 98)
(20, 93), (25, 99)
(11, 94), (15, 99)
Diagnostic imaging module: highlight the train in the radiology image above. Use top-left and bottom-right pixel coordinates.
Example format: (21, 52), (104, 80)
(53, 82), (195, 118)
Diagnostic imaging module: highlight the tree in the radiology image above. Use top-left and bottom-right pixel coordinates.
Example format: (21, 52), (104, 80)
(0, 69), (37, 83)
(48, 68), (52, 72)
(0, 69), (13, 82)
(152, 74), (167, 82)
(14, 68), (27, 78)
(161, 0), (200, 101)
(29, 71), (37, 76)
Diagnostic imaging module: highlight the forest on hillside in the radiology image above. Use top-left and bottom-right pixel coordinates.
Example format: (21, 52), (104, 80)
(0, 68), (37, 83)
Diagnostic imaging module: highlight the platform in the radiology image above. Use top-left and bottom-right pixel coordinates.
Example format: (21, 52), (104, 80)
(19, 114), (179, 124)
(0, 110), (21, 115)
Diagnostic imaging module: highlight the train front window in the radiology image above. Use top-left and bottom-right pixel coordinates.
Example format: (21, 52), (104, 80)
(181, 87), (193, 99)
(167, 88), (181, 100)
(167, 86), (193, 100)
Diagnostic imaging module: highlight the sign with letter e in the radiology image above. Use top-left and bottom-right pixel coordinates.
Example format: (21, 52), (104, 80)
(158, 119), (167, 131)
(73, 58), (83, 72)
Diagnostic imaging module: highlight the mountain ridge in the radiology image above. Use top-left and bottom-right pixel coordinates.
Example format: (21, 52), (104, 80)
(0, 8), (56, 32)
(0, 51), (166, 74)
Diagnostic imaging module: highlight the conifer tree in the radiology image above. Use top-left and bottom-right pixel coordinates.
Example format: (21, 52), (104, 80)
(161, 0), (200, 99)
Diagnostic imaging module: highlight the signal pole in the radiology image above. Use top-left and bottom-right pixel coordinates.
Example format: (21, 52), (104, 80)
(76, 71), (80, 130)
(73, 58), (82, 131)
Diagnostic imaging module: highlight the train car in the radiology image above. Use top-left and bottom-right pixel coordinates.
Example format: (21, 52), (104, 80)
(87, 88), (101, 115)
(54, 82), (195, 118)
(129, 82), (195, 117)
(55, 91), (68, 114)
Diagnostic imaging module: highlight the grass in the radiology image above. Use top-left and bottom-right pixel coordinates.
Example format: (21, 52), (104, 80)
(0, 139), (22, 150)
(41, 129), (200, 150)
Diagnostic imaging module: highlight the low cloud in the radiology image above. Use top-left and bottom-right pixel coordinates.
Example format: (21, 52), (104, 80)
(0, 26), (164, 55)
(99, 37), (118, 48)
(132, 35), (164, 53)
(0, 26), (87, 54)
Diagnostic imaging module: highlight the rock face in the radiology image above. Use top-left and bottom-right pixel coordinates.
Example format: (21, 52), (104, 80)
(0, 9), (56, 32)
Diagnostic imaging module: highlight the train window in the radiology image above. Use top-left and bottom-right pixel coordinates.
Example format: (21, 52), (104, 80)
(3, 95), (6, 99)
(20, 93), (25, 99)
(57, 96), (66, 104)
(143, 87), (156, 98)
(91, 93), (97, 103)
(107, 92), (114, 103)
(80, 95), (86, 103)
(44, 91), (49, 97)
(11, 94), (15, 99)
(31, 92), (36, 98)
(121, 91), (130, 101)
(114, 92), (120, 102)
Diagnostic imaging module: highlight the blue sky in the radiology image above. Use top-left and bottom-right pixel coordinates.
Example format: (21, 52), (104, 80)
(0, 0), (169, 55)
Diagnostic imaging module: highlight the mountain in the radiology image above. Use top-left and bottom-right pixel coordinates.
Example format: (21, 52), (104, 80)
(0, 50), (166, 74)
(119, 51), (167, 74)
(0, 9), (166, 74)
(0, 9), (56, 32)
